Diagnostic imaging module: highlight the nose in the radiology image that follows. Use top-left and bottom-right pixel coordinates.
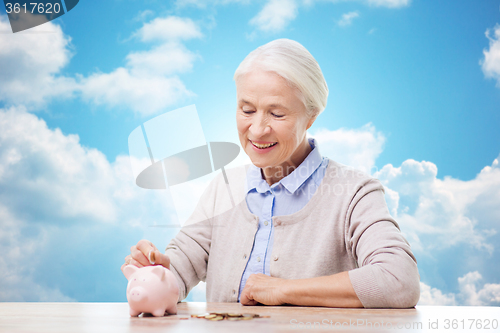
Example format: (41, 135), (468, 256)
(129, 286), (148, 303)
(249, 112), (271, 138)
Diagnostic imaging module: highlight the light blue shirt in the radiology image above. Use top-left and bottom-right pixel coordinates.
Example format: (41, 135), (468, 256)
(237, 137), (329, 301)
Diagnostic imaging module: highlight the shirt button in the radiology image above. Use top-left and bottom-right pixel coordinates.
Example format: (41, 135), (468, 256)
(243, 254), (247, 259)
(264, 220), (268, 226)
(257, 256), (261, 262)
(273, 256), (279, 261)
(232, 290), (236, 295)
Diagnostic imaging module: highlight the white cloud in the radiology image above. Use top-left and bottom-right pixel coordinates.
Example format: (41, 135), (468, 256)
(174, 0), (250, 9)
(365, 0), (410, 8)
(174, 0), (410, 37)
(250, 0), (298, 32)
(419, 272), (500, 306)
(481, 24), (500, 87)
(126, 43), (200, 77)
(375, 156), (500, 253)
(0, 106), (175, 224)
(189, 281), (207, 301)
(458, 271), (500, 306)
(0, 217), (76, 302)
(133, 10), (155, 22)
(247, 0), (407, 35)
(0, 106), (116, 222)
(338, 11), (359, 27)
(79, 16), (202, 116)
(79, 69), (194, 117)
(418, 282), (457, 305)
(134, 16), (203, 42)
(0, 15), (77, 108)
(311, 123), (385, 174)
(0, 14), (202, 116)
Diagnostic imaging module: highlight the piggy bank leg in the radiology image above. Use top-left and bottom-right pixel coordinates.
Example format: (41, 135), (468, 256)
(152, 309), (166, 317)
(129, 308), (141, 317)
(165, 304), (178, 315)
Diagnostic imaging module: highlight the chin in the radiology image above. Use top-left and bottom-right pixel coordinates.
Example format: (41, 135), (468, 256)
(248, 155), (270, 168)
(248, 157), (265, 167)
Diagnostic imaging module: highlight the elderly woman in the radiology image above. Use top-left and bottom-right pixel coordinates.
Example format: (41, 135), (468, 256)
(123, 39), (420, 308)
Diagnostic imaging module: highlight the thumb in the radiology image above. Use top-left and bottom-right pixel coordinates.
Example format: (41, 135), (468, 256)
(153, 250), (171, 270)
(240, 293), (258, 306)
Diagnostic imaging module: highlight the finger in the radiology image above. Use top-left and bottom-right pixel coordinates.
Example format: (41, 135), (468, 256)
(136, 240), (156, 263)
(153, 251), (171, 270)
(246, 300), (258, 306)
(130, 245), (150, 266)
(137, 239), (156, 253)
(121, 254), (145, 270)
(240, 292), (258, 306)
(239, 283), (253, 305)
(128, 257), (145, 268)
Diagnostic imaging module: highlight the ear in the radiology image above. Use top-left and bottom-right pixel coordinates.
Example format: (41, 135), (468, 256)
(306, 113), (317, 130)
(122, 265), (138, 280)
(151, 266), (165, 281)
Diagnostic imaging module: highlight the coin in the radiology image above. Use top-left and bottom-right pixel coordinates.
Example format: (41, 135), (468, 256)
(243, 313), (259, 318)
(190, 312), (268, 321)
(148, 249), (156, 265)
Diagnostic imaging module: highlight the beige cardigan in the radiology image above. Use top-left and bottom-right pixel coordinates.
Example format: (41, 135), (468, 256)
(165, 159), (420, 308)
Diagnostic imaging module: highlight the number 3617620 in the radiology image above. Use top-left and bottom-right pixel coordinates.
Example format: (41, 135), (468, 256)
(5, 2), (61, 14)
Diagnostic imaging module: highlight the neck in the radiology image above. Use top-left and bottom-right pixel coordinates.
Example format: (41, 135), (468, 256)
(261, 138), (312, 186)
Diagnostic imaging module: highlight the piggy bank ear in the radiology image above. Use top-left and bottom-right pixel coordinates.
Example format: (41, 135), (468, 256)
(151, 266), (165, 281)
(122, 265), (139, 280)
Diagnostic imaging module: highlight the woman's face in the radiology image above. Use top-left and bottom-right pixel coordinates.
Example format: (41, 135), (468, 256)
(236, 70), (315, 170)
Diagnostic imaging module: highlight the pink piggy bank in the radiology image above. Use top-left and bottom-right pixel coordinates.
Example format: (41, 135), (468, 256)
(122, 265), (179, 317)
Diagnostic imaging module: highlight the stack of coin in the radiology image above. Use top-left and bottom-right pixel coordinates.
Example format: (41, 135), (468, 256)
(190, 312), (270, 321)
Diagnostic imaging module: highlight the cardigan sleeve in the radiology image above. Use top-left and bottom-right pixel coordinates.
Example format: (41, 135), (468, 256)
(347, 179), (420, 308)
(164, 177), (217, 302)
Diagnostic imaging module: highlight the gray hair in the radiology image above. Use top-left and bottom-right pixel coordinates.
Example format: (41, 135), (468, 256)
(234, 38), (328, 118)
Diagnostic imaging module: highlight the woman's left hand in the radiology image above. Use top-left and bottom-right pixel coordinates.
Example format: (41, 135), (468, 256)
(239, 273), (287, 306)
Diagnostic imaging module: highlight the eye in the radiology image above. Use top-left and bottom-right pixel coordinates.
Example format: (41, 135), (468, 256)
(242, 109), (254, 114)
(271, 112), (284, 118)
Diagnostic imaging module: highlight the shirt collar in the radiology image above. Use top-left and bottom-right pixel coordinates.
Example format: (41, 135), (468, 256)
(245, 137), (323, 194)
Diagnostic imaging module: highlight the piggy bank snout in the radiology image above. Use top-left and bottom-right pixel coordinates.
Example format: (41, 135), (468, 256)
(129, 286), (148, 302)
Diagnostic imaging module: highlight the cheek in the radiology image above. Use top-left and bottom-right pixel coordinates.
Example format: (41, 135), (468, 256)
(276, 123), (300, 144)
(236, 116), (249, 135)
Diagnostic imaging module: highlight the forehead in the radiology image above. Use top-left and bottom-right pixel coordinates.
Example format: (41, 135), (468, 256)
(236, 70), (301, 105)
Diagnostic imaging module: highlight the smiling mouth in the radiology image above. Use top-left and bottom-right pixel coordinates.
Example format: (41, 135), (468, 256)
(250, 140), (278, 149)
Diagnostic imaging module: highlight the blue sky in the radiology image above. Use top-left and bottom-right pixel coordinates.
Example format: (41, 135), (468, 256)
(0, 0), (499, 305)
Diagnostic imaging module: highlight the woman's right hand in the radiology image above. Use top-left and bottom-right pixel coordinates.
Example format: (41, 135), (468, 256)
(122, 239), (171, 271)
